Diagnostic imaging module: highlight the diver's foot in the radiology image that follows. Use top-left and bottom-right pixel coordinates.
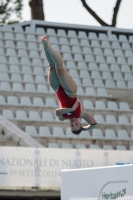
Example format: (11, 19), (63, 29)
(41, 35), (51, 50)
(41, 35), (47, 41)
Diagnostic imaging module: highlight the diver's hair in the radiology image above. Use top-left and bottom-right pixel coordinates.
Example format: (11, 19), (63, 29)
(71, 127), (82, 135)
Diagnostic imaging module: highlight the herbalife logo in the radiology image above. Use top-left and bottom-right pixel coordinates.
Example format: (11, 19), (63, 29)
(102, 188), (126, 199)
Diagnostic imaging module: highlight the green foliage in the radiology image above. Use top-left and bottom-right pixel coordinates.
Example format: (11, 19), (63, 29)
(0, 0), (23, 25)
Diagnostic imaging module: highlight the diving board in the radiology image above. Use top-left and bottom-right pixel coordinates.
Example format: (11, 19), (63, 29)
(61, 164), (133, 200)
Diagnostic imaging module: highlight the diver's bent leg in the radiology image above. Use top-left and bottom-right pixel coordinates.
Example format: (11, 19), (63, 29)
(41, 36), (77, 96)
(47, 48), (77, 96)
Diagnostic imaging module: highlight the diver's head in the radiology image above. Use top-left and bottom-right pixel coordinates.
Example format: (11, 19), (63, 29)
(69, 118), (82, 135)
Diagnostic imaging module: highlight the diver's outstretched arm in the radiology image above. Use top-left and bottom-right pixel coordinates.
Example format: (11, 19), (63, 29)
(80, 105), (97, 131)
(83, 112), (97, 124)
(80, 104), (97, 124)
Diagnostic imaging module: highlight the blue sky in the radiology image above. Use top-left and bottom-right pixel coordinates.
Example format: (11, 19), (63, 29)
(22, 0), (133, 30)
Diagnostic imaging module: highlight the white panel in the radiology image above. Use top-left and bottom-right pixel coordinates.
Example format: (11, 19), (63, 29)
(61, 164), (133, 200)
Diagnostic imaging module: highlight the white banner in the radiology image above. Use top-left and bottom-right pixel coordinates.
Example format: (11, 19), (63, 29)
(0, 147), (133, 190)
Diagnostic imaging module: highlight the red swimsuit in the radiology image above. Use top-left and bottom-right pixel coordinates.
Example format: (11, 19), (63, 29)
(56, 86), (81, 119)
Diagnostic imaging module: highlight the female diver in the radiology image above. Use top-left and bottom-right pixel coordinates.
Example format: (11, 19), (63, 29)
(41, 35), (97, 134)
